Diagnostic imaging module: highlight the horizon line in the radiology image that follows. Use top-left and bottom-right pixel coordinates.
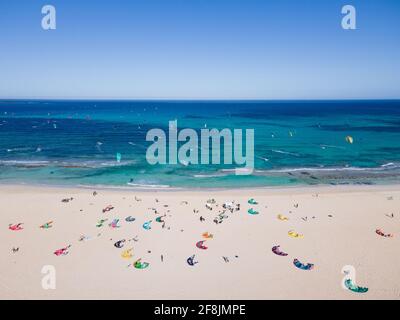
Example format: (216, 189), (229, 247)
(1, 97), (400, 102)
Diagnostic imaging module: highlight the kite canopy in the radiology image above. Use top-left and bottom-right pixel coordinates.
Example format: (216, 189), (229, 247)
(125, 216), (135, 222)
(54, 245), (71, 256)
(143, 221), (152, 230)
(9, 223), (24, 231)
(134, 258), (149, 269)
(202, 232), (213, 239)
(345, 135), (354, 144)
(155, 216), (165, 223)
(196, 240), (208, 250)
(121, 248), (133, 259)
(272, 245), (288, 256)
(376, 228), (393, 238)
(40, 221), (53, 229)
(102, 205), (114, 213)
(288, 230), (304, 238)
(344, 279), (368, 293)
(114, 239), (125, 248)
(109, 219), (120, 229)
(116, 153), (122, 163)
(96, 219), (107, 227)
(277, 214), (289, 221)
(293, 258), (314, 270)
(187, 255), (198, 266)
(248, 198), (258, 205)
(248, 208), (259, 215)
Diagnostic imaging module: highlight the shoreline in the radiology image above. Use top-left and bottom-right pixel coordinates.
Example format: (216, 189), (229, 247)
(1, 181), (400, 195)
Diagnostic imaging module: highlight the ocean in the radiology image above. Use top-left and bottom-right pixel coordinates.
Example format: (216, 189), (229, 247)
(1, 99), (400, 189)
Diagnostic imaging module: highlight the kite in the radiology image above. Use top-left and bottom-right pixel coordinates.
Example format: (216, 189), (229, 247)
(272, 245), (288, 256)
(344, 279), (368, 293)
(277, 214), (289, 221)
(109, 219), (120, 229)
(143, 221), (152, 230)
(187, 255), (198, 266)
(155, 215), (166, 223)
(196, 240), (208, 250)
(102, 205), (114, 213)
(40, 221), (53, 229)
(9, 223), (24, 231)
(125, 216), (135, 222)
(202, 232), (213, 239)
(121, 248), (133, 259)
(116, 152), (122, 163)
(248, 198), (258, 205)
(293, 258), (314, 271)
(288, 230), (304, 238)
(345, 136), (354, 144)
(54, 245), (71, 256)
(133, 258), (149, 269)
(114, 239), (126, 248)
(96, 219), (107, 227)
(248, 208), (259, 215)
(376, 228), (393, 238)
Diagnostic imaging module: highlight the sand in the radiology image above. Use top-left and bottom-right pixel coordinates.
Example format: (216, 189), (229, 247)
(1, 184), (400, 300)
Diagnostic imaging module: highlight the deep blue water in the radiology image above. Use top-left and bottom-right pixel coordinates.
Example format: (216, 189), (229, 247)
(1, 100), (400, 188)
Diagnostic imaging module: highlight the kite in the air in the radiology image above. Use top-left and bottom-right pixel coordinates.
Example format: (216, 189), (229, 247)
(344, 279), (368, 293)
(116, 153), (122, 163)
(293, 258), (314, 270)
(196, 240), (208, 250)
(187, 255), (198, 266)
(272, 245), (288, 256)
(345, 135), (354, 144)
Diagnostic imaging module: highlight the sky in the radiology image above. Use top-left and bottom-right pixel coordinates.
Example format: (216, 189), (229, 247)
(0, 0), (399, 100)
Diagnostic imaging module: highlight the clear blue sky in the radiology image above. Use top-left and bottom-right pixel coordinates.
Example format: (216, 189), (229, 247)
(0, 0), (399, 99)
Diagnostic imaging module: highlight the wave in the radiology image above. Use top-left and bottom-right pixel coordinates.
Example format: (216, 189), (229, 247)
(255, 164), (400, 174)
(77, 183), (180, 190)
(126, 183), (172, 189)
(0, 160), (50, 167)
(6, 147), (36, 152)
(193, 173), (227, 178)
(271, 149), (300, 157)
(0, 159), (136, 169)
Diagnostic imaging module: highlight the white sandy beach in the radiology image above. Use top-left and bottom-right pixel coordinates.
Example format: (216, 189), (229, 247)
(1, 184), (399, 300)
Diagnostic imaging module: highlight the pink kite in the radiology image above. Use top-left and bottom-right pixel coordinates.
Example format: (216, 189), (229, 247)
(196, 240), (208, 250)
(9, 223), (24, 231)
(54, 245), (71, 256)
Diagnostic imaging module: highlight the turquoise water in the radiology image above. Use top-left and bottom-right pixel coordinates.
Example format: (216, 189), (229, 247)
(1, 100), (400, 188)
